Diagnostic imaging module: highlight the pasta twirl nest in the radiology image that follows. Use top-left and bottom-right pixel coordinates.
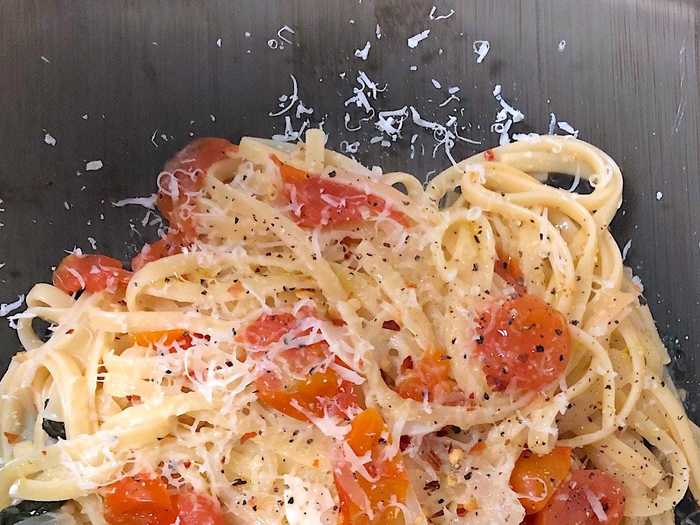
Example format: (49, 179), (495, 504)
(1, 129), (698, 525)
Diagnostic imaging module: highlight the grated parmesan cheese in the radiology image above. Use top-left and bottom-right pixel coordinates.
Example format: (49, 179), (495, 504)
(283, 475), (335, 525)
(407, 29), (430, 49)
(429, 6), (455, 20)
(112, 194), (157, 210)
(491, 84), (525, 145)
(85, 160), (103, 171)
(0, 295), (24, 317)
(473, 40), (490, 63)
(622, 239), (632, 261)
(354, 41), (371, 61)
(584, 486), (608, 522)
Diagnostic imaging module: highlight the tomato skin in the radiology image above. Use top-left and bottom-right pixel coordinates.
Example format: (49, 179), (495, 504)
(395, 350), (465, 406)
(157, 138), (236, 238)
(275, 157), (408, 228)
(103, 475), (176, 525)
(173, 492), (226, 525)
(53, 254), (131, 294)
(478, 294), (570, 392)
(533, 469), (625, 525)
(510, 447), (572, 514)
(335, 408), (408, 525)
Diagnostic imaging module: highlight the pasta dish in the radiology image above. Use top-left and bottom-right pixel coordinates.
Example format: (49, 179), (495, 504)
(0, 130), (698, 525)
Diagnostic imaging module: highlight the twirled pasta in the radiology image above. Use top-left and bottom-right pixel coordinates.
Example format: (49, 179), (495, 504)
(0, 131), (697, 525)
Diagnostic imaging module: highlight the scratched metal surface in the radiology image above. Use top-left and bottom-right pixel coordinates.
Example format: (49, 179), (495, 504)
(0, 0), (699, 520)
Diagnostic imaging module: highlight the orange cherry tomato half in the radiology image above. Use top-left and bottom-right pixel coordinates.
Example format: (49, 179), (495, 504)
(395, 350), (465, 406)
(274, 157), (409, 228)
(510, 447), (572, 514)
(53, 254), (132, 295)
(478, 294), (571, 392)
(532, 469), (625, 525)
(335, 408), (408, 525)
(133, 329), (191, 349)
(346, 407), (386, 457)
(173, 492), (226, 525)
(103, 475), (226, 525)
(103, 475), (176, 525)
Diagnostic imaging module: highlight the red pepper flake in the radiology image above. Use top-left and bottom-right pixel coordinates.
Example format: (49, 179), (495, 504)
(240, 431), (257, 444)
(382, 320), (400, 331)
(469, 441), (486, 455)
(4, 432), (20, 444)
(126, 395), (142, 405)
(484, 149), (495, 161)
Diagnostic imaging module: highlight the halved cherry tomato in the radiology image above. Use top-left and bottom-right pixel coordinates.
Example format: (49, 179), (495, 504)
(346, 406), (386, 456)
(242, 312), (363, 421)
(53, 254), (132, 295)
(510, 447), (572, 514)
(336, 408), (408, 525)
(131, 230), (190, 272)
(157, 138), (236, 236)
(274, 157), (409, 228)
(532, 469), (625, 525)
(256, 342), (361, 420)
(103, 475), (176, 525)
(395, 350), (465, 406)
(478, 294), (570, 392)
(239, 312), (296, 347)
(494, 250), (525, 295)
(133, 329), (191, 349)
(173, 492), (226, 525)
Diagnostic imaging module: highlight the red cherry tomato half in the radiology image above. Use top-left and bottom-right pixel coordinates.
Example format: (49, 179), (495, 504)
(53, 254), (131, 295)
(533, 469), (625, 525)
(274, 157), (409, 229)
(103, 475), (176, 525)
(157, 138), (237, 238)
(131, 230), (189, 272)
(478, 294), (570, 392)
(173, 492), (226, 525)
(238, 312), (297, 347)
